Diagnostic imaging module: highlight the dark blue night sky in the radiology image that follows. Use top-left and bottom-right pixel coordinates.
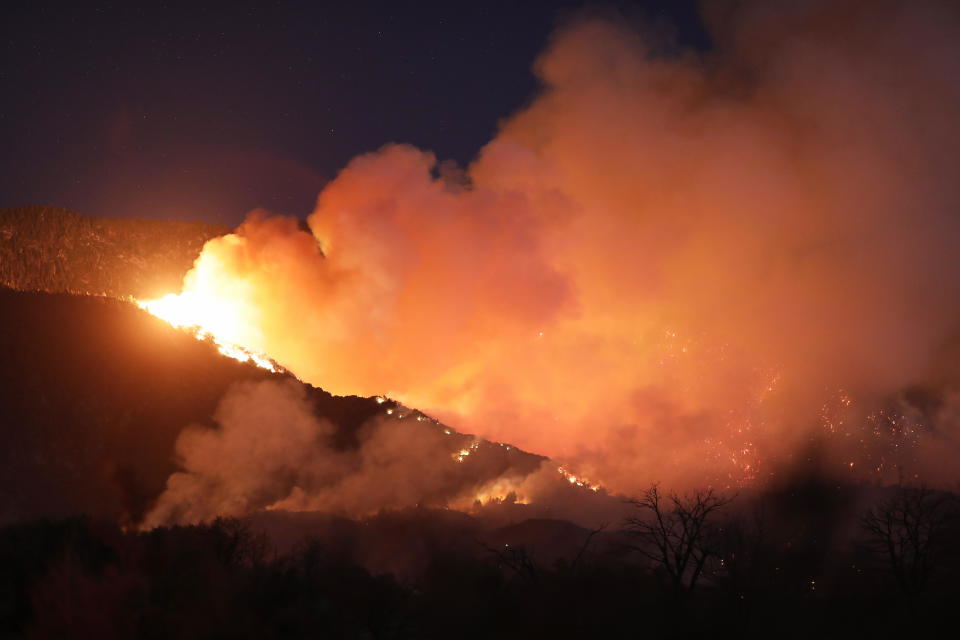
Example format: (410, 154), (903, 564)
(1, 1), (706, 226)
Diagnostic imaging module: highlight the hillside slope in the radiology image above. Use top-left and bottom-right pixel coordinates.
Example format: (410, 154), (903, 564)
(0, 287), (546, 526)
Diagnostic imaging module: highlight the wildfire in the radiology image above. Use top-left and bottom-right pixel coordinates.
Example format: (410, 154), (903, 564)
(453, 439), (480, 463)
(557, 465), (602, 492)
(135, 294), (282, 373)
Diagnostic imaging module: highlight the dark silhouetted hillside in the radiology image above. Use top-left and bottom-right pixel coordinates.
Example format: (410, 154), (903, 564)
(0, 206), (228, 298)
(0, 287), (548, 526)
(0, 287), (312, 524)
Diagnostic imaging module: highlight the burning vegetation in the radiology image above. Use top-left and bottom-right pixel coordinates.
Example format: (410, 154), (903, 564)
(5, 1), (960, 636)
(124, 0), (960, 504)
(135, 294), (282, 373)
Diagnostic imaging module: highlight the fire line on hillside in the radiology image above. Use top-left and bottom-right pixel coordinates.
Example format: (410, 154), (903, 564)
(135, 294), (282, 373)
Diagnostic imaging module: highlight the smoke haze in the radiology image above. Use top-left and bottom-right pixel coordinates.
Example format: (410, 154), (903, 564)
(156, 0), (960, 502)
(144, 379), (581, 527)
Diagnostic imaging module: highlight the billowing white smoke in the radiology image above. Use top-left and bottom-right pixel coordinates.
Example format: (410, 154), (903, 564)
(149, 0), (960, 506)
(145, 380), (548, 527)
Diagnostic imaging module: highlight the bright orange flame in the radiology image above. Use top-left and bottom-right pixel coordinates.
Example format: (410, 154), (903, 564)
(557, 465), (602, 492)
(135, 294), (281, 373)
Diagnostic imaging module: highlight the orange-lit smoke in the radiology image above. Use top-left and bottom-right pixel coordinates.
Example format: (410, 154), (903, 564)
(143, 379), (578, 527)
(151, 0), (960, 494)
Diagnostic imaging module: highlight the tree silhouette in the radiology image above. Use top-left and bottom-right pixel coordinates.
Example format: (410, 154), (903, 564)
(624, 484), (733, 595)
(860, 483), (955, 597)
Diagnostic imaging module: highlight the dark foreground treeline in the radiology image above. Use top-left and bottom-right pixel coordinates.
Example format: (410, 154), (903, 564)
(3, 485), (960, 640)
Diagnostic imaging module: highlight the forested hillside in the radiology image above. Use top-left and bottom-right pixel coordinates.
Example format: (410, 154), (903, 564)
(0, 287), (546, 527)
(0, 206), (227, 298)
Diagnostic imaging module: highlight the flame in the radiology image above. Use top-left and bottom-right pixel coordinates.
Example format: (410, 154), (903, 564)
(452, 439), (480, 463)
(452, 476), (532, 508)
(135, 294), (282, 373)
(557, 465), (602, 492)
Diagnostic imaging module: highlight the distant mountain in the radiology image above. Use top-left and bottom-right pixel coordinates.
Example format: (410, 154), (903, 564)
(0, 206), (227, 298)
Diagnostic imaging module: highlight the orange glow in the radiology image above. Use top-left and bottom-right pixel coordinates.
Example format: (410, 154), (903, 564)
(453, 477), (532, 508)
(557, 466), (602, 492)
(136, 6), (960, 502)
(135, 294), (281, 373)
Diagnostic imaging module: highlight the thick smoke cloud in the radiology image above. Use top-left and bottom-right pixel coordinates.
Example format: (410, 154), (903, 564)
(145, 379), (550, 527)
(145, 380), (332, 527)
(162, 0), (960, 495)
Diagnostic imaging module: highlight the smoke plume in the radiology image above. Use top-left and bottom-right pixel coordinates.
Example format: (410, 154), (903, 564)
(158, 0), (960, 497)
(145, 379), (551, 527)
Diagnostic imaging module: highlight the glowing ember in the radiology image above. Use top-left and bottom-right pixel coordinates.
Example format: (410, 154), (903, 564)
(134, 295), (282, 373)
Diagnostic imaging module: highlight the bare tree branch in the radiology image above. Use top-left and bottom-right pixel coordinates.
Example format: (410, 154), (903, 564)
(572, 522), (608, 571)
(623, 484), (734, 595)
(860, 483), (956, 597)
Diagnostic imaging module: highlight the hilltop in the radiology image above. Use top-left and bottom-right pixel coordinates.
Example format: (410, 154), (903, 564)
(0, 206), (227, 298)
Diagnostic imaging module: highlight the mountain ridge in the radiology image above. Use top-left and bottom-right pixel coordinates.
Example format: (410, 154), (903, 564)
(0, 205), (227, 299)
